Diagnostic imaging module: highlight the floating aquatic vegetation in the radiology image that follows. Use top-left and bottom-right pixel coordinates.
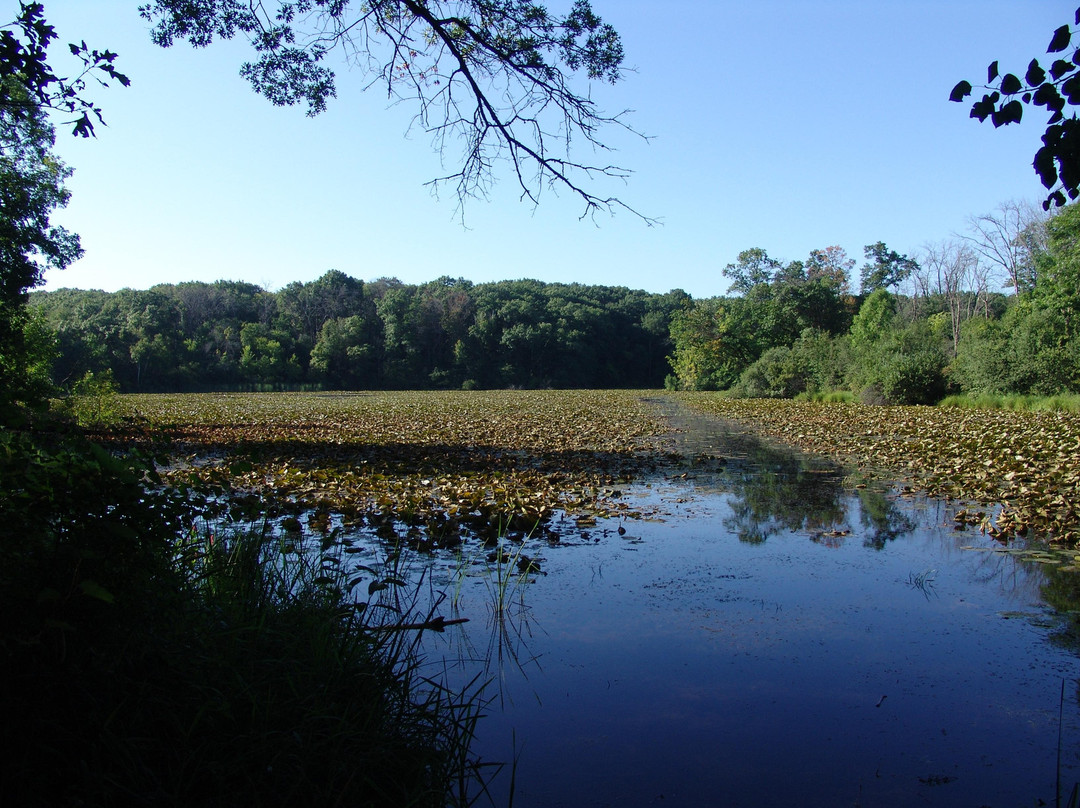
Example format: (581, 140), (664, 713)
(101, 390), (1080, 552)
(107, 390), (670, 546)
(671, 394), (1080, 547)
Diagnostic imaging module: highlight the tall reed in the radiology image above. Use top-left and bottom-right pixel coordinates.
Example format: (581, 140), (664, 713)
(164, 522), (492, 807)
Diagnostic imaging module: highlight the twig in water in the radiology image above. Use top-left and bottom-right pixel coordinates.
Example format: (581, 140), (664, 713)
(375, 615), (470, 632)
(906, 568), (938, 599)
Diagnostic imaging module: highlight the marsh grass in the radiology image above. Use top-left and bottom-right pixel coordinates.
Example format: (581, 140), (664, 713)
(439, 524), (545, 717)
(159, 521), (492, 808)
(483, 538), (537, 618)
(939, 392), (1080, 412)
(795, 390), (857, 404)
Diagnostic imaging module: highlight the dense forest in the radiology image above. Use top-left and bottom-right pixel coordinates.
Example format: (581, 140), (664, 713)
(30, 277), (689, 392)
(29, 197), (1080, 404)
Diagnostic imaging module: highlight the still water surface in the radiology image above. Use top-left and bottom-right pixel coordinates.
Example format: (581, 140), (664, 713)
(416, 411), (1080, 807)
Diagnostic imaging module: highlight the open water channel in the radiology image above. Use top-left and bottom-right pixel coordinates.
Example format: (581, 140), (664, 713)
(408, 403), (1080, 808)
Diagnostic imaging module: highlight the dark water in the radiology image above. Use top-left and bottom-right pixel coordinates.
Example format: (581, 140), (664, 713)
(416, 406), (1080, 808)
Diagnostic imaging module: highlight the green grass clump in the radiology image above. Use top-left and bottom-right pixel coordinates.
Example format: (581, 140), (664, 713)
(160, 524), (484, 808)
(1030, 393), (1080, 413)
(794, 390), (856, 403)
(939, 392), (1080, 412)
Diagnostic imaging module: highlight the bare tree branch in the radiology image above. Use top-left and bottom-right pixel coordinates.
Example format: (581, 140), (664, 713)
(959, 199), (1048, 295)
(139, 0), (653, 222)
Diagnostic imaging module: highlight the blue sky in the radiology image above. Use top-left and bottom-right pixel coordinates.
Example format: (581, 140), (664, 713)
(37, 1), (1070, 298)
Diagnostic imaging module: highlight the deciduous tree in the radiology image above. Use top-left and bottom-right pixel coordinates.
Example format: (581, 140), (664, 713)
(961, 200), (1047, 295)
(667, 300), (757, 391)
(0, 84), (80, 412)
(723, 248), (781, 295)
(805, 246), (853, 295)
(1036, 200), (1080, 334)
(860, 242), (918, 295)
(917, 239), (987, 355)
(0, 3), (129, 414)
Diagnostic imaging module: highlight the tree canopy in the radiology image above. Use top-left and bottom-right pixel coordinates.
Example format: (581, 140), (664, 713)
(0, 2), (123, 414)
(860, 242), (918, 294)
(32, 275), (686, 392)
(951, 7), (1080, 209)
(139, 0), (644, 219)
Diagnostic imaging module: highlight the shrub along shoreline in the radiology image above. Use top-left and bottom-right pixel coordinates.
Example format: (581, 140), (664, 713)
(671, 393), (1080, 546)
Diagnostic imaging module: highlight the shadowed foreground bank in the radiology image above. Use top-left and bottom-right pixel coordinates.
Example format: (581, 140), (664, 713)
(0, 420), (484, 808)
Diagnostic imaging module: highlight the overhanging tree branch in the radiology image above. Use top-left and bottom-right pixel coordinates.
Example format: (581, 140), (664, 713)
(138, 0), (652, 221)
(951, 7), (1080, 210)
(0, 2), (130, 140)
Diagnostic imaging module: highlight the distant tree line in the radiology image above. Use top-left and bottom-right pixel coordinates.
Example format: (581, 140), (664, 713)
(30, 275), (689, 392)
(28, 197), (1080, 402)
(669, 199), (1080, 404)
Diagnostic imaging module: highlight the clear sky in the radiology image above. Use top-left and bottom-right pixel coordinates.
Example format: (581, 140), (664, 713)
(34, 1), (1071, 299)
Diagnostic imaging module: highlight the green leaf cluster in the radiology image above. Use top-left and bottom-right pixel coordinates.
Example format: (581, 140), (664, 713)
(1, 2), (130, 139)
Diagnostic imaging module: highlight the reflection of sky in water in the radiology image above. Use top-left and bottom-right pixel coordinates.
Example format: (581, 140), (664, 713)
(416, 442), (1080, 807)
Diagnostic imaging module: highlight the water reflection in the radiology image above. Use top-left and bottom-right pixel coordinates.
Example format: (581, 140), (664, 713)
(724, 458), (846, 544)
(416, 413), (1080, 808)
(652, 405), (917, 550)
(856, 487), (917, 549)
(446, 557), (544, 710)
(1037, 563), (1080, 652)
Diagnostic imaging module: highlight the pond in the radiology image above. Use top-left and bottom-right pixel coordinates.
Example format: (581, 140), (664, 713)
(411, 404), (1080, 808)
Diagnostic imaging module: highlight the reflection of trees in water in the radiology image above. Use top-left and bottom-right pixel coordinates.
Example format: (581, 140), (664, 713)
(724, 465), (844, 543)
(1039, 565), (1080, 651)
(720, 437), (845, 543)
(1043, 565), (1080, 615)
(857, 488), (916, 549)
(717, 438), (914, 547)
